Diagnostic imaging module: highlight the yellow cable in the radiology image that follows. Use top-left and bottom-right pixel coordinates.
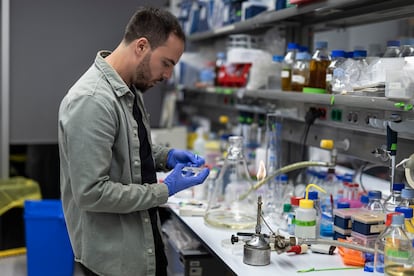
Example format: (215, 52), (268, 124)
(0, 247), (26, 258)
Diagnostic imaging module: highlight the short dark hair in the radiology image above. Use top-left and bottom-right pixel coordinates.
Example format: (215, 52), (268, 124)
(124, 7), (185, 49)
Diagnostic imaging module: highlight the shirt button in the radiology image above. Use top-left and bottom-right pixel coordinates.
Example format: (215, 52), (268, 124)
(147, 248), (153, 254)
(128, 103), (133, 108)
(133, 130), (138, 137)
(144, 218), (149, 223)
(134, 161), (139, 166)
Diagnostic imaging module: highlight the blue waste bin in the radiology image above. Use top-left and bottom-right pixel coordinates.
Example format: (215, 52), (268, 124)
(24, 200), (74, 276)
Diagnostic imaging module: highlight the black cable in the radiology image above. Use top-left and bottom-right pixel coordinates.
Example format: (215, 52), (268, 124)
(301, 108), (325, 161)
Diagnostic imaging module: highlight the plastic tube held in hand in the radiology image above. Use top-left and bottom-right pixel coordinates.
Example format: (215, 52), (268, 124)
(164, 164), (210, 196)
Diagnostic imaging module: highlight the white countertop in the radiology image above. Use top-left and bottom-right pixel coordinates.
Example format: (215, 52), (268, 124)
(166, 201), (370, 276)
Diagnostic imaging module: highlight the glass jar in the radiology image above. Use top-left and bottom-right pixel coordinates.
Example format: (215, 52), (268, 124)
(326, 50), (346, 94)
(291, 52), (310, 92)
(204, 136), (257, 229)
(281, 42), (299, 91)
(384, 183), (405, 213)
(306, 41), (331, 92)
(374, 213), (413, 274)
(367, 190), (385, 213)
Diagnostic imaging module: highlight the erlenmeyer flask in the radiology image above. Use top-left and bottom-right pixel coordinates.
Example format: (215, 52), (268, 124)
(204, 136), (257, 229)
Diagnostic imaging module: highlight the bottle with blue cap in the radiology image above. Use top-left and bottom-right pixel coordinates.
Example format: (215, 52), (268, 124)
(398, 38), (414, 57)
(395, 206), (414, 242)
(353, 50), (369, 87)
(360, 194), (369, 209)
(306, 191), (322, 238)
(398, 188), (414, 209)
(384, 183), (405, 213)
(267, 55), (284, 89)
(383, 40), (401, 57)
(291, 51), (310, 92)
(326, 49), (346, 94)
(374, 213), (413, 275)
(367, 190), (385, 213)
(281, 42), (299, 91)
(275, 173), (291, 204)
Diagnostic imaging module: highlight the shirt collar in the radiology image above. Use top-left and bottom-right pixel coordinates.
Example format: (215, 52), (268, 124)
(94, 50), (132, 98)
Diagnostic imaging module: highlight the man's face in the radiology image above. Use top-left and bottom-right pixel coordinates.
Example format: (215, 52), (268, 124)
(134, 34), (184, 92)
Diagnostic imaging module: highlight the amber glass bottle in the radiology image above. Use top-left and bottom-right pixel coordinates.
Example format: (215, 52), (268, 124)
(307, 41), (331, 92)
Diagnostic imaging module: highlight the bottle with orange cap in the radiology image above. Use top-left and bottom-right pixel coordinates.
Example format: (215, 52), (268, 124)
(294, 183), (326, 239)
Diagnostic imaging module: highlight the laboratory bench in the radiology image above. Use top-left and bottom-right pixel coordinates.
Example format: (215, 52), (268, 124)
(164, 200), (369, 276)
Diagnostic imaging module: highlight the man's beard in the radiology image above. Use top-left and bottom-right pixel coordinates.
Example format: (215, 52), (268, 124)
(134, 53), (152, 92)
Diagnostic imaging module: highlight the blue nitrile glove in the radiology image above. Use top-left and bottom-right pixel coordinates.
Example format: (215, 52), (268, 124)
(164, 163), (210, 196)
(166, 149), (205, 169)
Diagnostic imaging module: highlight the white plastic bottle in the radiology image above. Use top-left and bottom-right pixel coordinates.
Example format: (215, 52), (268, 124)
(295, 184), (326, 239)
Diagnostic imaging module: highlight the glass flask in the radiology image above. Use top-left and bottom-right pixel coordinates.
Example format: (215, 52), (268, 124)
(204, 136), (256, 229)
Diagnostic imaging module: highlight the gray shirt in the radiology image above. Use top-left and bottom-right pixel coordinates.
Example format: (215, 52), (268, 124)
(58, 51), (170, 276)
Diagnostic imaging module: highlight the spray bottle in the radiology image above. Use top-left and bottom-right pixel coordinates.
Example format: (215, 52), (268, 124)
(295, 184), (326, 239)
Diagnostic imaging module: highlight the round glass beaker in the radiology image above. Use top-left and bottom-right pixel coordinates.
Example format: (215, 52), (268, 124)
(204, 136), (257, 229)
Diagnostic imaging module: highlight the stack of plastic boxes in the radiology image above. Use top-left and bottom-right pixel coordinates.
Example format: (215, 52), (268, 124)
(333, 208), (359, 239)
(334, 209), (386, 248)
(350, 211), (386, 248)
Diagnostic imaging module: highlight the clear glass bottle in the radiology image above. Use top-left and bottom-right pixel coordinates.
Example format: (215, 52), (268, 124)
(322, 168), (342, 208)
(204, 136), (256, 229)
(278, 203), (291, 232)
(326, 50), (346, 94)
(383, 40), (401, 57)
(288, 196), (302, 235)
(307, 191), (321, 238)
(307, 41), (331, 92)
(384, 183), (405, 213)
(374, 213), (413, 275)
(360, 194), (369, 209)
(291, 52), (310, 92)
(267, 55), (284, 89)
(395, 206), (414, 241)
(367, 190), (385, 213)
(281, 42), (299, 91)
(353, 50), (370, 87)
(398, 188), (414, 209)
(398, 38), (414, 57)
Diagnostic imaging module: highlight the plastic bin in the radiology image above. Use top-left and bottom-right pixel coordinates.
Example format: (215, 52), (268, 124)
(24, 200), (74, 276)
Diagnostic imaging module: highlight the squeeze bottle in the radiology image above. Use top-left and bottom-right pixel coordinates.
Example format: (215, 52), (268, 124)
(294, 184), (326, 239)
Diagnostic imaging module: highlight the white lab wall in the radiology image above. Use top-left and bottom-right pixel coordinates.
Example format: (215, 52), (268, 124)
(314, 19), (404, 55)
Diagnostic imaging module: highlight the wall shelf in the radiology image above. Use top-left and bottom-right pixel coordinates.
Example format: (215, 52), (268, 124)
(188, 0), (414, 42)
(179, 87), (414, 164)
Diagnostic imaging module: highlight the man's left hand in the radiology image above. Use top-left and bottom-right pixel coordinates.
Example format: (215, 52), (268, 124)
(166, 149), (205, 169)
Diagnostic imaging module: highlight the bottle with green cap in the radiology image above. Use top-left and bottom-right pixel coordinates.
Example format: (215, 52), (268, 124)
(294, 183), (326, 239)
